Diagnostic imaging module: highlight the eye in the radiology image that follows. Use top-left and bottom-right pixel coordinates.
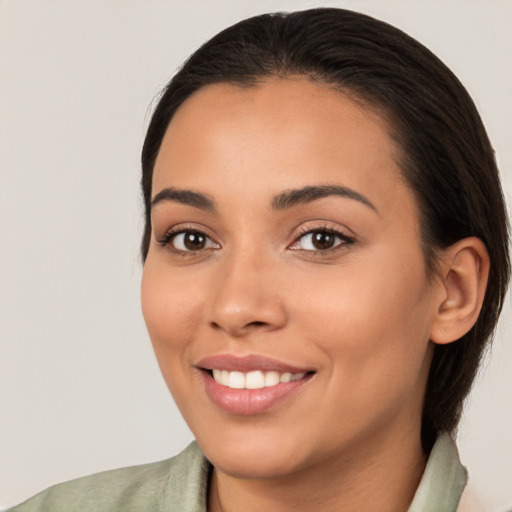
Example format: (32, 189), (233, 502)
(159, 229), (219, 252)
(290, 228), (354, 252)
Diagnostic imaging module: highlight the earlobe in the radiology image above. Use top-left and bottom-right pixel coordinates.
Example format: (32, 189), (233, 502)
(430, 237), (490, 345)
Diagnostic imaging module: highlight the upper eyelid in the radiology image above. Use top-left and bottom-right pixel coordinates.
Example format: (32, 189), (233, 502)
(295, 228), (353, 242)
(292, 222), (355, 241)
(157, 222), (217, 240)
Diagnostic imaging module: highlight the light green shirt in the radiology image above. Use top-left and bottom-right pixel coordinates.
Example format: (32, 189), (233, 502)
(9, 433), (466, 511)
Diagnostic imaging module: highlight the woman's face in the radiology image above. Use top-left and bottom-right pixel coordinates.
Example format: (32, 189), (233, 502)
(141, 79), (440, 479)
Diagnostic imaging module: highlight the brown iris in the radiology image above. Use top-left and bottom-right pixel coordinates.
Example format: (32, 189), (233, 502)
(183, 231), (207, 250)
(311, 231), (337, 250)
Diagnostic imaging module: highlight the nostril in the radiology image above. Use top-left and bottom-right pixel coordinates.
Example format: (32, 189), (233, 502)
(248, 321), (267, 327)
(209, 319), (270, 336)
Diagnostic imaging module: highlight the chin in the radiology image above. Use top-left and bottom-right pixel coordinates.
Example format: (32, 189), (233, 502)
(210, 450), (304, 480)
(196, 428), (310, 479)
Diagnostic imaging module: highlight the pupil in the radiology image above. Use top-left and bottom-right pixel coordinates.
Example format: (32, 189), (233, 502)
(312, 232), (334, 250)
(184, 232), (205, 250)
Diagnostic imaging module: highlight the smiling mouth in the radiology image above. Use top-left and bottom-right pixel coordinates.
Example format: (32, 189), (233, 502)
(207, 369), (311, 389)
(199, 362), (315, 415)
(197, 354), (316, 414)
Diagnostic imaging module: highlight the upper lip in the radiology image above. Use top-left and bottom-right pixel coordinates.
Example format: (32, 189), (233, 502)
(196, 354), (313, 374)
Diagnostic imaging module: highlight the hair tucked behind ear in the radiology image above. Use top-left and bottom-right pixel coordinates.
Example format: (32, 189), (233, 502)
(141, 8), (510, 449)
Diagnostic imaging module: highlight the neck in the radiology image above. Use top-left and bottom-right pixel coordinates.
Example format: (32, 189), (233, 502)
(208, 426), (427, 512)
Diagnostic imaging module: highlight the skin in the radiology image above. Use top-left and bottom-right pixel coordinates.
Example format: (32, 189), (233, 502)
(141, 78), (484, 511)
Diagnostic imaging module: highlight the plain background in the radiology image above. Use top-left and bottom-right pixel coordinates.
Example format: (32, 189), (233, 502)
(1, 0), (511, 510)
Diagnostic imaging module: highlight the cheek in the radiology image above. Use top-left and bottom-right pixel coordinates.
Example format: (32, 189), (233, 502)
(140, 258), (209, 413)
(141, 257), (203, 357)
(292, 249), (434, 396)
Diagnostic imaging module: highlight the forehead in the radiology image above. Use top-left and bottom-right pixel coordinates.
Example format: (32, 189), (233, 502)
(152, 78), (413, 217)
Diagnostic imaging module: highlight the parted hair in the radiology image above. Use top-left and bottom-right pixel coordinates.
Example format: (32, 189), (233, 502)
(141, 8), (509, 449)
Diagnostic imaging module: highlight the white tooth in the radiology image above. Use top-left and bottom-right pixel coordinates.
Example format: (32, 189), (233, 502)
(246, 371), (265, 389)
(264, 371), (280, 387)
(228, 371), (246, 389)
(212, 369), (222, 383)
(290, 372), (305, 382)
(280, 372), (292, 383)
(220, 370), (230, 386)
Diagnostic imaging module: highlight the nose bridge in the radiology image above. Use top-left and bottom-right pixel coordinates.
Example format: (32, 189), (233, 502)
(208, 241), (286, 336)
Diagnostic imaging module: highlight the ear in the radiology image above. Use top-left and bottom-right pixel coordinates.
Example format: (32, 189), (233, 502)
(430, 237), (490, 345)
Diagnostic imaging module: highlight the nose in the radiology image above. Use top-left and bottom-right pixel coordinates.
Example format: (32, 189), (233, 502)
(208, 250), (288, 337)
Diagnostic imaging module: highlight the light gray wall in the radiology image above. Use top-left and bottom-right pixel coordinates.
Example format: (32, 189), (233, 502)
(1, 1), (511, 510)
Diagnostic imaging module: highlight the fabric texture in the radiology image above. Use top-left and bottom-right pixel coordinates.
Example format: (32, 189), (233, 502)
(9, 442), (210, 512)
(9, 433), (466, 512)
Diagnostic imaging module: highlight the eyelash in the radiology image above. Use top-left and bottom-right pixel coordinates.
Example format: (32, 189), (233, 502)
(156, 225), (355, 255)
(289, 225), (355, 254)
(157, 226), (219, 256)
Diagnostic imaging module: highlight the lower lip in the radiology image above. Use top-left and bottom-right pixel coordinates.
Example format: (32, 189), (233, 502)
(201, 371), (311, 415)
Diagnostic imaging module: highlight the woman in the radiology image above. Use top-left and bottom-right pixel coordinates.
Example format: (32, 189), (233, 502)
(10, 7), (509, 512)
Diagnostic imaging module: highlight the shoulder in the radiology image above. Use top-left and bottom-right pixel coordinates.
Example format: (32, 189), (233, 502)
(8, 442), (210, 512)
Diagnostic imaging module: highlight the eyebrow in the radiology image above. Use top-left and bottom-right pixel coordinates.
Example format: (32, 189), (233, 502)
(271, 185), (377, 212)
(151, 187), (216, 211)
(150, 184), (377, 213)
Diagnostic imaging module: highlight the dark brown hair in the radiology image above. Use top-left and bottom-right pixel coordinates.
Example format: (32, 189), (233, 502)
(140, 8), (509, 447)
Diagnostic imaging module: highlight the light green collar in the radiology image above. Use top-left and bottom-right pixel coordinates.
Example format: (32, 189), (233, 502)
(408, 433), (467, 512)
